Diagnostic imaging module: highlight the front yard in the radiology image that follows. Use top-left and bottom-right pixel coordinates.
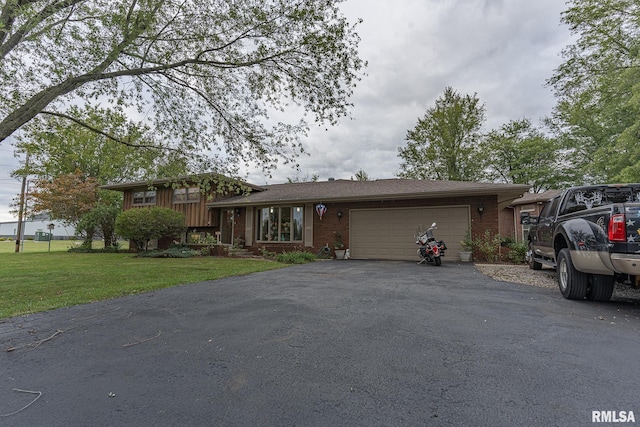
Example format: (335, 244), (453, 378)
(0, 251), (286, 319)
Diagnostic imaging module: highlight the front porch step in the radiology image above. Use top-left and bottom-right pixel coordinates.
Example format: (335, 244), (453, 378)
(226, 247), (254, 257)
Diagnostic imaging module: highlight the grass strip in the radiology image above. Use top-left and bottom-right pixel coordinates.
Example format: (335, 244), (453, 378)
(0, 252), (285, 319)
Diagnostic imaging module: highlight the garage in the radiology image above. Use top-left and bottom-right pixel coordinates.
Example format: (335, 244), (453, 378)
(349, 206), (470, 261)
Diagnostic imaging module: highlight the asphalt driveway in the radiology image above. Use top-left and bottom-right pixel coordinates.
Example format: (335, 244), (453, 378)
(2, 260), (640, 426)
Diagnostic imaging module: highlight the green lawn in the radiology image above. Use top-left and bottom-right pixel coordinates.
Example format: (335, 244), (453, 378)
(0, 239), (116, 254)
(0, 249), (286, 319)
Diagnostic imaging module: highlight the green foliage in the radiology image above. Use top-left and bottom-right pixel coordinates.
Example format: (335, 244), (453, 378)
(67, 241), (122, 253)
(12, 106), (187, 184)
(0, 1), (365, 178)
(67, 241), (94, 253)
(115, 207), (187, 251)
(398, 87), (487, 181)
(468, 233), (527, 264)
(188, 231), (218, 245)
(471, 230), (503, 263)
(506, 242), (528, 264)
(500, 236), (516, 247)
(138, 246), (202, 258)
(258, 246), (277, 258)
(276, 250), (317, 264)
(77, 202), (121, 248)
(461, 228), (474, 251)
(352, 169), (370, 181)
(548, 0), (640, 183)
(483, 119), (569, 191)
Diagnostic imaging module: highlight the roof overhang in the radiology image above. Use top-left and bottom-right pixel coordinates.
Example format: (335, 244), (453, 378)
(206, 185), (529, 209)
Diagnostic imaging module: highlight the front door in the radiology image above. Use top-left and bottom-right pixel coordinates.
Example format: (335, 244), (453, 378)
(220, 209), (234, 245)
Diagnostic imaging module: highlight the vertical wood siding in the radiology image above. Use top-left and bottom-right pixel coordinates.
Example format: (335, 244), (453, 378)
(121, 187), (220, 228)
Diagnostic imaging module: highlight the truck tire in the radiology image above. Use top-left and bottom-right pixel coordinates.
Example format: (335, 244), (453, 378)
(528, 242), (542, 270)
(557, 248), (588, 300)
(587, 274), (614, 302)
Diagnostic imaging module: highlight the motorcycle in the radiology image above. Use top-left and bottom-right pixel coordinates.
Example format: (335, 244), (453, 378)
(416, 222), (447, 266)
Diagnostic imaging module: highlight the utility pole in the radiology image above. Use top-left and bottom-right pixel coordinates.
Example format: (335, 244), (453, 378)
(14, 154), (29, 253)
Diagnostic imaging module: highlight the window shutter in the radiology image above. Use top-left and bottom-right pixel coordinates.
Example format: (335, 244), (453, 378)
(304, 204), (313, 247)
(244, 208), (253, 247)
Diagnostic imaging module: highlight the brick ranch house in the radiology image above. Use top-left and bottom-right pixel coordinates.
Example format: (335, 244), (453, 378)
(102, 177), (530, 261)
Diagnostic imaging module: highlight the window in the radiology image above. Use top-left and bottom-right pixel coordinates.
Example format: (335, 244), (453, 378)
(520, 209), (534, 242)
(256, 206), (303, 242)
(173, 187), (200, 203)
(132, 190), (156, 206)
(540, 196), (561, 221)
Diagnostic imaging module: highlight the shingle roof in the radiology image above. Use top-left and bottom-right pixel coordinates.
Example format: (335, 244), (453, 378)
(510, 189), (562, 206)
(206, 178), (530, 208)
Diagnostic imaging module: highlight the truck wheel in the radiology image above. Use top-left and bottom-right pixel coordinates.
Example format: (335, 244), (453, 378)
(528, 242), (542, 270)
(587, 275), (614, 302)
(557, 248), (587, 300)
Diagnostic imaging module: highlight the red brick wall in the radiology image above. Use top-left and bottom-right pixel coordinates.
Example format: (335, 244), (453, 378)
(499, 207), (516, 241)
(242, 195), (501, 255)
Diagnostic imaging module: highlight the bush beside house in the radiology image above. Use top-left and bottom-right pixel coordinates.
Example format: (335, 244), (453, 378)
(115, 207), (187, 252)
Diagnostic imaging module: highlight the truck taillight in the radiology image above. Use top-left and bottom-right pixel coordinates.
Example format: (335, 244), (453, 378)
(608, 214), (627, 242)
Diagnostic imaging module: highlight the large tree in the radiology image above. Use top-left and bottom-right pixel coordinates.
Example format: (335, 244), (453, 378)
(0, 0), (365, 176)
(483, 119), (570, 192)
(398, 87), (486, 181)
(548, 0), (640, 183)
(12, 105), (189, 184)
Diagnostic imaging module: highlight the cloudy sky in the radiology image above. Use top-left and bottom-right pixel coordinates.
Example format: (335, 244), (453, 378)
(0, 0), (572, 222)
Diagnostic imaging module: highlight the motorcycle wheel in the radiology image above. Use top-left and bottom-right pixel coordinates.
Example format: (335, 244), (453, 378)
(434, 256), (441, 266)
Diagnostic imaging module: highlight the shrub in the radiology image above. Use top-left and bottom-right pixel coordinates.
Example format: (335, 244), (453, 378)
(500, 236), (515, 247)
(258, 246), (277, 258)
(276, 250), (317, 264)
(472, 230), (503, 263)
(138, 245), (201, 258)
(77, 203), (120, 249)
(67, 241), (93, 252)
(115, 207), (187, 251)
(506, 242), (528, 264)
(67, 241), (123, 253)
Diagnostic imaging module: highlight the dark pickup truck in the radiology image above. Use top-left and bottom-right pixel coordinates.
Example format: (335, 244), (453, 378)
(525, 184), (640, 301)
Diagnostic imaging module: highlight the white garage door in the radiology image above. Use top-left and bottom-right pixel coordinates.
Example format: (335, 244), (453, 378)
(349, 206), (470, 261)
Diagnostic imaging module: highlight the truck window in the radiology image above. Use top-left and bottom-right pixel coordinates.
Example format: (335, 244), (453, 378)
(560, 189), (606, 215)
(539, 196), (561, 221)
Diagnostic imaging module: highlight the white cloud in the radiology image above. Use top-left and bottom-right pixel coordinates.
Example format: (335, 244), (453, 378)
(0, 0), (572, 220)
(246, 0), (571, 183)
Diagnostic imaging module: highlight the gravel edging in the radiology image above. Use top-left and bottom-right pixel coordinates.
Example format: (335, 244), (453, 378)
(475, 263), (640, 302)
